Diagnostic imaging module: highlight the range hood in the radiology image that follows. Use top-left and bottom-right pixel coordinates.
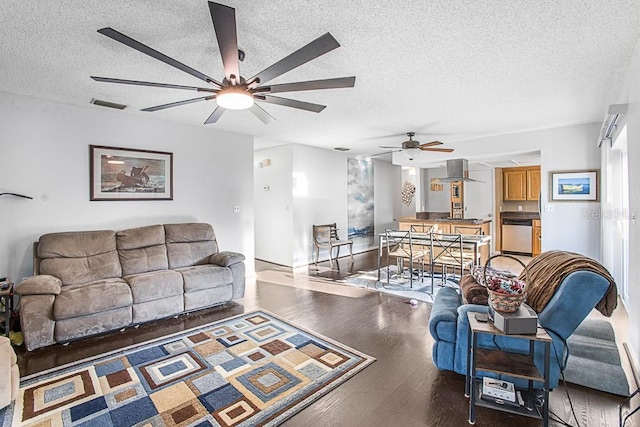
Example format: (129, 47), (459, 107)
(440, 159), (480, 182)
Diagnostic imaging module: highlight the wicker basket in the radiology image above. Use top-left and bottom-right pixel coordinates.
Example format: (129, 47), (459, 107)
(483, 254), (528, 313)
(487, 289), (526, 313)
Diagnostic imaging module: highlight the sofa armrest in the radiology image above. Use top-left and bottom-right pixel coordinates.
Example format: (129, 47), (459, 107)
(209, 251), (245, 267)
(15, 275), (62, 295)
(429, 287), (461, 341)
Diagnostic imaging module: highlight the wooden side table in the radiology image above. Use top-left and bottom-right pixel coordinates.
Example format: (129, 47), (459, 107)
(466, 312), (552, 426)
(0, 282), (13, 338)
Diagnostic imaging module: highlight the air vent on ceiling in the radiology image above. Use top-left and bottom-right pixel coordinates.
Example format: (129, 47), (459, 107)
(334, 147), (350, 151)
(90, 98), (128, 110)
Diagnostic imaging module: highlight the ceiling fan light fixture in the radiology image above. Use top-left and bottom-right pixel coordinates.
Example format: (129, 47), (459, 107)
(404, 147), (421, 160)
(216, 87), (254, 110)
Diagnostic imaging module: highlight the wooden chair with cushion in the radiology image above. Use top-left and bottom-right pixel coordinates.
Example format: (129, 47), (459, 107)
(0, 336), (19, 409)
(313, 223), (354, 268)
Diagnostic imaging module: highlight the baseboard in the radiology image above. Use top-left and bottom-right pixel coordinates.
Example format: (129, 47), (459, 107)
(624, 342), (640, 389)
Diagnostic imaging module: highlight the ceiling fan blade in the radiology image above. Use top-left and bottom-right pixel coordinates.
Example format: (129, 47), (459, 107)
(420, 147), (455, 153)
(263, 76), (356, 94)
(204, 106), (225, 124)
(141, 95), (216, 112)
(248, 33), (340, 85)
(261, 95), (326, 113)
(98, 27), (222, 87)
(249, 104), (276, 124)
(370, 150), (400, 157)
(208, 2), (240, 81)
(419, 140), (443, 148)
(90, 76), (217, 92)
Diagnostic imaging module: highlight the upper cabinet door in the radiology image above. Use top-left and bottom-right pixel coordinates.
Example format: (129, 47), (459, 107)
(502, 166), (540, 201)
(503, 169), (527, 200)
(526, 168), (541, 200)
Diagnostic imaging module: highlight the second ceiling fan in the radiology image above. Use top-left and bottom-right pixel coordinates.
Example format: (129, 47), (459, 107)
(91, 2), (356, 124)
(374, 132), (454, 160)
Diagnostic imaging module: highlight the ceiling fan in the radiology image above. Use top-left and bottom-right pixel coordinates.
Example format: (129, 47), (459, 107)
(91, 2), (356, 125)
(373, 132), (454, 160)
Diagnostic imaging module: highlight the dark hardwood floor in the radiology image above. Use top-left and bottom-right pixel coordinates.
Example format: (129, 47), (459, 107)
(15, 251), (636, 426)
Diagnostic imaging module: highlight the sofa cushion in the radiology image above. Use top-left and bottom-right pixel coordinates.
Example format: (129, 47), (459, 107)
(53, 278), (132, 320)
(55, 306), (132, 343)
(125, 270), (184, 303)
(176, 265), (232, 293)
(38, 230), (122, 285)
(117, 225), (169, 276)
(460, 275), (488, 305)
(132, 295), (184, 324)
(184, 285), (233, 311)
(165, 223), (219, 268)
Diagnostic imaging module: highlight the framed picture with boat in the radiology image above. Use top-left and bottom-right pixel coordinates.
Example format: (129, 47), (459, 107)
(90, 145), (173, 201)
(550, 169), (599, 202)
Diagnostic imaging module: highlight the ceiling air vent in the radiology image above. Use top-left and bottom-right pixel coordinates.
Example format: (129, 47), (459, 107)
(334, 147), (350, 151)
(90, 98), (128, 110)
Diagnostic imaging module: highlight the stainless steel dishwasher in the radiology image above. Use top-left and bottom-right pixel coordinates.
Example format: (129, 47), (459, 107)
(501, 218), (533, 255)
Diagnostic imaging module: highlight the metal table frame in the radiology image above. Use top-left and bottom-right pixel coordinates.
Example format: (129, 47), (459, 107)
(376, 231), (491, 285)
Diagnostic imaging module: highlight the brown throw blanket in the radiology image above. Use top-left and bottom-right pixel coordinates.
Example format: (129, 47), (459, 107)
(519, 250), (617, 316)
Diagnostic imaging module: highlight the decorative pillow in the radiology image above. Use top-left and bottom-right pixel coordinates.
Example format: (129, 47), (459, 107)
(460, 275), (489, 305)
(471, 265), (517, 286)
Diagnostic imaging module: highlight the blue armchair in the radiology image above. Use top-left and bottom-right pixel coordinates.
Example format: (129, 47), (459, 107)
(429, 270), (612, 389)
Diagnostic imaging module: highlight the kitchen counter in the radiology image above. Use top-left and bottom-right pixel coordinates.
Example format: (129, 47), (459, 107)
(396, 215), (492, 265)
(500, 211), (540, 220)
(399, 216), (492, 225)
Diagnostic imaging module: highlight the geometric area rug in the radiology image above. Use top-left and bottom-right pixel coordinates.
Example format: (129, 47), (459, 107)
(341, 266), (461, 304)
(0, 310), (375, 427)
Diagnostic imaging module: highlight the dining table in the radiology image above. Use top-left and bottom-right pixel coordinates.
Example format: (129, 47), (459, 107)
(376, 231), (493, 283)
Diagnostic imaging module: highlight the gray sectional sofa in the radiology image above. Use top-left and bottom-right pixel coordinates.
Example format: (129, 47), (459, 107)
(15, 223), (245, 351)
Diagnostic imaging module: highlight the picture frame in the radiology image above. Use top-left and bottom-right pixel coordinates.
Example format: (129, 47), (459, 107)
(90, 145), (173, 201)
(549, 169), (599, 202)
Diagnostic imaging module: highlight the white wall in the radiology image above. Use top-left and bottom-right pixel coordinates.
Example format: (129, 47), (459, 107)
(0, 91), (256, 281)
(403, 123), (602, 259)
(374, 159), (403, 235)
(613, 38), (640, 371)
(291, 144), (349, 267)
(254, 145), (293, 266)
(253, 142), (403, 267)
(421, 167), (450, 212)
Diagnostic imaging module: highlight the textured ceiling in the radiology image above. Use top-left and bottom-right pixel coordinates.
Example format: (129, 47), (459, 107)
(2, 0), (639, 160)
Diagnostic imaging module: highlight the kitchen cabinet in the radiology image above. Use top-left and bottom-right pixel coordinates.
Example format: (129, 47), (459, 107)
(503, 166), (540, 201)
(532, 219), (541, 256)
(527, 168), (541, 200)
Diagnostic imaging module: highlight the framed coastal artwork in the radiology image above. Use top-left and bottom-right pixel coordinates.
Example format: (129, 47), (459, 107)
(90, 145), (173, 201)
(347, 158), (374, 249)
(550, 169), (599, 202)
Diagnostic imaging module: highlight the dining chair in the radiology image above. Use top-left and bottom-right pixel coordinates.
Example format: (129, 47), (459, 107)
(452, 226), (483, 267)
(312, 223), (354, 268)
(429, 233), (474, 290)
(453, 225), (483, 235)
(384, 229), (427, 288)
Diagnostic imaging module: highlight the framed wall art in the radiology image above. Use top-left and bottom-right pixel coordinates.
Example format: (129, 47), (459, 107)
(90, 145), (173, 201)
(549, 169), (599, 202)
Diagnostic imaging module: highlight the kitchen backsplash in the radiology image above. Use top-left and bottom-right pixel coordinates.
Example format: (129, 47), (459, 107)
(502, 200), (538, 212)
